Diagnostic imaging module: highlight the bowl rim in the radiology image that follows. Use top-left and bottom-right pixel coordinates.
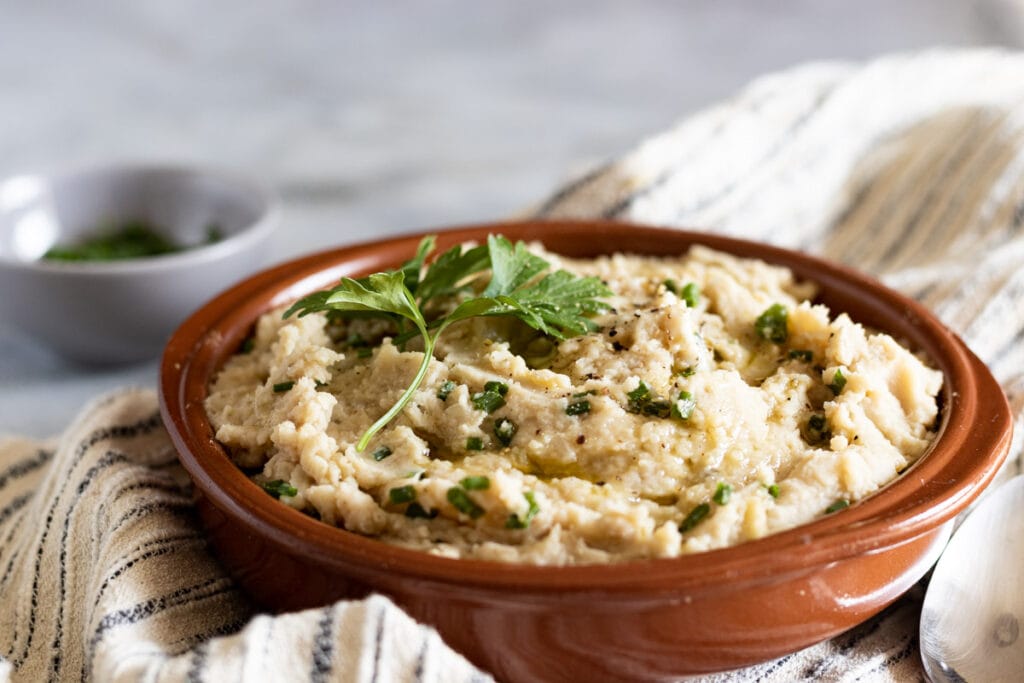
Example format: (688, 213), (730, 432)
(160, 219), (1013, 595)
(0, 162), (278, 274)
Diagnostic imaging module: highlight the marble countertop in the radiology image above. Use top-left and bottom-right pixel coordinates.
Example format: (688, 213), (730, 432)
(2, 0), (1021, 437)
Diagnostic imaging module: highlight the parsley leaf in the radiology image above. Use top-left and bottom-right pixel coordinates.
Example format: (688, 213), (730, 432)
(284, 235), (611, 451)
(413, 241), (490, 303)
(506, 491), (540, 529)
(442, 235), (612, 340)
(401, 235), (436, 293)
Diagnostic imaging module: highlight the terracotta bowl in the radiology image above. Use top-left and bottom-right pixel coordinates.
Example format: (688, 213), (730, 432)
(159, 220), (1012, 682)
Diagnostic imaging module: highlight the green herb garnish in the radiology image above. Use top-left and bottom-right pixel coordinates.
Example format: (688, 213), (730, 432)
(663, 279), (679, 295)
(493, 418), (517, 446)
(566, 400), (591, 416)
(627, 380), (674, 418)
(466, 436), (485, 451)
(676, 365), (696, 377)
(626, 381), (651, 410)
(805, 413), (831, 443)
(472, 381), (510, 414)
(788, 349), (813, 362)
(436, 380), (457, 401)
(284, 235), (611, 450)
(755, 303), (789, 344)
(460, 475), (490, 491)
(825, 499), (850, 514)
(680, 282), (700, 308)
(447, 486), (485, 519)
(371, 446), (393, 461)
(357, 347), (373, 359)
(672, 390), (697, 420)
(205, 224), (224, 244)
(829, 368), (847, 395)
(680, 503), (711, 532)
(642, 399), (672, 418)
(484, 380), (509, 396)
(405, 502), (437, 519)
(43, 222), (180, 261)
(766, 483), (780, 498)
(713, 482), (732, 505)
(272, 381), (295, 393)
(262, 480), (297, 499)
(389, 485), (417, 505)
(506, 491), (540, 529)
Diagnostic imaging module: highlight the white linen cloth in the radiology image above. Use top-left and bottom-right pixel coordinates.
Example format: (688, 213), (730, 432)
(2, 48), (1023, 682)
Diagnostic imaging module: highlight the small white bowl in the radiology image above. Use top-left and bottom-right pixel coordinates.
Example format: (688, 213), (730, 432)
(0, 164), (276, 364)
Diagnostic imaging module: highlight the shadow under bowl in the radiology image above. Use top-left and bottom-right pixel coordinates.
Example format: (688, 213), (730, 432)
(159, 220), (1012, 682)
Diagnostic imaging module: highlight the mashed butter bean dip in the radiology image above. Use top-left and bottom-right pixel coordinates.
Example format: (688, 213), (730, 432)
(205, 236), (941, 565)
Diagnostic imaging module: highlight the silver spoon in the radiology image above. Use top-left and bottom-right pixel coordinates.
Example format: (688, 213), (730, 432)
(920, 475), (1024, 682)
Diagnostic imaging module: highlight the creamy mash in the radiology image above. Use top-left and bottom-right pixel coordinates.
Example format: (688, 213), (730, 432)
(205, 245), (942, 564)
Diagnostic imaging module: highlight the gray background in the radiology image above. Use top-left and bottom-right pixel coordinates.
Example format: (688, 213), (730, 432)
(3, 0), (1023, 436)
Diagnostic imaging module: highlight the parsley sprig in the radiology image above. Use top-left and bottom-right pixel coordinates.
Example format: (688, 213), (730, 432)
(284, 234), (612, 450)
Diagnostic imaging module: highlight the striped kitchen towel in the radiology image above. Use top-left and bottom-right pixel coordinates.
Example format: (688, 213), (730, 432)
(2, 48), (1024, 682)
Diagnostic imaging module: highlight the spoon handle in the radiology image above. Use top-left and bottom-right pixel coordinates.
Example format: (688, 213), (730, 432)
(920, 475), (1024, 683)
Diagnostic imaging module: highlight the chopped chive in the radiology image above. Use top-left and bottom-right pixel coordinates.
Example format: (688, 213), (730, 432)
(641, 399), (672, 418)
(805, 413), (831, 444)
(680, 503), (711, 532)
(566, 400), (591, 416)
(829, 368), (847, 395)
(676, 365), (697, 377)
(626, 381), (650, 408)
(825, 499), (850, 514)
(484, 381), (509, 396)
(261, 480), (297, 499)
(272, 381), (295, 393)
(389, 485), (417, 505)
(680, 282), (700, 308)
(572, 390), (597, 398)
(506, 491), (540, 529)
(755, 303), (789, 344)
(447, 487), (485, 518)
(472, 387), (507, 413)
(672, 390), (697, 420)
(713, 482), (732, 505)
(663, 279), (679, 295)
(405, 502), (437, 519)
(371, 446), (393, 461)
(460, 475), (490, 491)
(766, 483), (780, 498)
(627, 381), (676, 418)
(436, 380), (457, 401)
(788, 349), (813, 362)
(493, 418), (517, 446)
(466, 436), (485, 451)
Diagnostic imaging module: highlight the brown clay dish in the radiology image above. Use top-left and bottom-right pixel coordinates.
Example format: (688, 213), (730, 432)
(159, 220), (1013, 682)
